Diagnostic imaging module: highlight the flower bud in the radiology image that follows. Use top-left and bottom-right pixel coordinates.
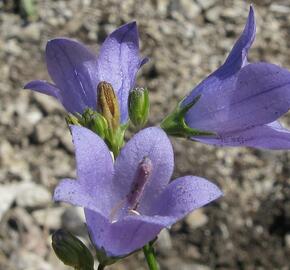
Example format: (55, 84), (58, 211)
(81, 108), (108, 139)
(52, 229), (94, 270)
(128, 88), (150, 128)
(97, 81), (120, 131)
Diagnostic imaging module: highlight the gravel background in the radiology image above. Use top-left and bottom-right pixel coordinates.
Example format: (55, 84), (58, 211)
(0, 0), (290, 269)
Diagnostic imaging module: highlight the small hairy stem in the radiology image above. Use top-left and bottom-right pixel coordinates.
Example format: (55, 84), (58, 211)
(143, 243), (159, 270)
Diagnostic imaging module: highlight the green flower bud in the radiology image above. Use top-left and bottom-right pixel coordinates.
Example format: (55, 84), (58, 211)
(52, 229), (94, 270)
(81, 108), (108, 139)
(128, 88), (150, 128)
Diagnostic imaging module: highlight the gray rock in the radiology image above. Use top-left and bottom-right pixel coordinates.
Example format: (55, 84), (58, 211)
(156, 229), (172, 253)
(32, 207), (65, 229)
(185, 209), (208, 230)
(11, 250), (53, 270)
(15, 182), (51, 208)
(20, 23), (42, 42)
(196, 0), (216, 10)
(35, 118), (55, 143)
(0, 185), (17, 220)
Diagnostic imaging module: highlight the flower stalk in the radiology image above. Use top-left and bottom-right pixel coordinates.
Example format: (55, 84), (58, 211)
(143, 242), (159, 270)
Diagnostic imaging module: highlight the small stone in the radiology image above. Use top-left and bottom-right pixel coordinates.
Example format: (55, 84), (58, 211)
(205, 6), (221, 22)
(0, 185), (17, 220)
(35, 119), (55, 143)
(21, 23), (42, 42)
(156, 229), (172, 252)
(179, 0), (201, 19)
(185, 209), (208, 229)
(196, 0), (216, 10)
(11, 250), (53, 270)
(4, 39), (22, 56)
(16, 182), (51, 208)
(32, 207), (65, 229)
(34, 94), (63, 114)
(162, 258), (210, 270)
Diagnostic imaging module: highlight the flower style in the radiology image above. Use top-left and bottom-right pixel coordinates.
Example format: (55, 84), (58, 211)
(182, 6), (290, 149)
(24, 22), (147, 123)
(54, 126), (222, 257)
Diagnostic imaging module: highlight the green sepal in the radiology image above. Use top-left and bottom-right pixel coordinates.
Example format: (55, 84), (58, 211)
(105, 122), (129, 158)
(51, 229), (94, 270)
(160, 95), (215, 138)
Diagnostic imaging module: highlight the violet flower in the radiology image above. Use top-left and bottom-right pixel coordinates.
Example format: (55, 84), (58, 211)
(183, 6), (290, 149)
(54, 126), (222, 257)
(24, 22), (147, 123)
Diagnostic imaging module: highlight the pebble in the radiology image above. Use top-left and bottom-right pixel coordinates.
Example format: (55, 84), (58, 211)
(156, 229), (172, 253)
(15, 182), (51, 208)
(11, 250), (53, 270)
(32, 207), (65, 229)
(185, 209), (208, 230)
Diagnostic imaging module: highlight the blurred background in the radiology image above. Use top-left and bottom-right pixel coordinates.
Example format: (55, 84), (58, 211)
(0, 0), (290, 269)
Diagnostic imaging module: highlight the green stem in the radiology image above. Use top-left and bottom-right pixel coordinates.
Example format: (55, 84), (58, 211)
(143, 243), (159, 270)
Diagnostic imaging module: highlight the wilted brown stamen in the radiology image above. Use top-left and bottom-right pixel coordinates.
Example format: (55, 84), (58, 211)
(97, 81), (120, 130)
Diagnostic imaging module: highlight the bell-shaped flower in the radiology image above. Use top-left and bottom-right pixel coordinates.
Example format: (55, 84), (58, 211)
(53, 126), (222, 258)
(182, 6), (290, 149)
(24, 22), (147, 123)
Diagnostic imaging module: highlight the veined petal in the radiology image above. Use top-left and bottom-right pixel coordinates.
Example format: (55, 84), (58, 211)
(54, 178), (99, 212)
(85, 209), (164, 257)
(24, 80), (61, 99)
(222, 5), (255, 73)
(62, 126), (115, 216)
(149, 176), (222, 222)
(97, 22), (143, 123)
(182, 6), (255, 109)
(194, 121), (290, 150)
(186, 63), (290, 133)
(46, 38), (98, 113)
(113, 127), (174, 215)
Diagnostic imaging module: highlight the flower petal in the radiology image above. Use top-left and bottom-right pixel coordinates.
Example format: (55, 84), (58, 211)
(113, 127), (174, 215)
(182, 6), (255, 105)
(222, 5), (255, 73)
(85, 209), (164, 257)
(54, 178), (99, 212)
(185, 62), (290, 133)
(54, 126), (115, 216)
(194, 121), (290, 150)
(46, 38), (97, 113)
(97, 22), (143, 123)
(149, 176), (222, 222)
(24, 80), (61, 99)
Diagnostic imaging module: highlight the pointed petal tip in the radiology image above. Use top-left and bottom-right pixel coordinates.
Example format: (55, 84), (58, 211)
(249, 4), (254, 14)
(23, 82), (31, 89)
(115, 21), (138, 35)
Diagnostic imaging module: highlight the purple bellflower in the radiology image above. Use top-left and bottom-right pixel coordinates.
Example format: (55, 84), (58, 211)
(24, 22), (147, 123)
(54, 126), (222, 257)
(182, 6), (290, 149)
